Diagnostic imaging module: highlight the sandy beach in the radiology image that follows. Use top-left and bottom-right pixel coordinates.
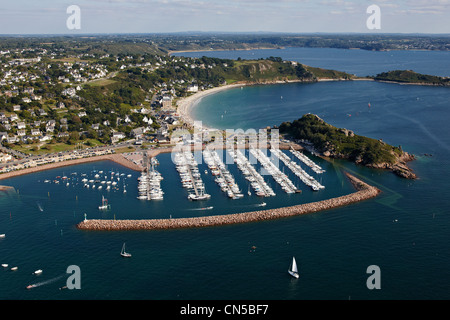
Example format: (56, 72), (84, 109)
(176, 83), (246, 129)
(176, 79), (320, 130)
(0, 153), (143, 181)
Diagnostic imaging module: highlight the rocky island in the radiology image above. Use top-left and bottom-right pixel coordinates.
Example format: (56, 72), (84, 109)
(279, 114), (417, 179)
(372, 70), (450, 87)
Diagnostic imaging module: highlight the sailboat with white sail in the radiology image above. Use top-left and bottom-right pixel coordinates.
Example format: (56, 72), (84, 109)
(120, 243), (131, 258)
(288, 256), (299, 278)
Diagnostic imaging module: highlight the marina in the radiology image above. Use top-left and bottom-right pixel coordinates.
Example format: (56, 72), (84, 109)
(249, 148), (298, 194)
(228, 147), (275, 197)
(203, 148), (244, 199)
(271, 148), (325, 191)
(137, 154), (164, 201)
(174, 150), (211, 201)
(77, 172), (380, 230)
(290, 147), (326, 174)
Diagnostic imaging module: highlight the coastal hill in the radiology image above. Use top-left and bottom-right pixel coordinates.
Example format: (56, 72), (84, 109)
(278, 114), (416, 179)
(372, 70), (450, 86)
(218, 57), (355, 84)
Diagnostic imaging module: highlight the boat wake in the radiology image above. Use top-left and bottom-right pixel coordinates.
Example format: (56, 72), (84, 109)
(387, 109), (450, 152)
(187, 206), (214, 211)
(27, 273), (66, 289)
(37, 202), (44, 212)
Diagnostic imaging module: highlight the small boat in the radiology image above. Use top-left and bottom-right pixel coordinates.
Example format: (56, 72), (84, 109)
(0, 234), (5, 238)
(120, 243), (131, 258)
(2, 264), (8, 268)
(288, 257), (299, 278)
(33, 269), (43, 275)
(11, 266), (18, 271)
(98, 196), (110, 210)
(26, 284), (35, 290)
(258, 202), (266, 207)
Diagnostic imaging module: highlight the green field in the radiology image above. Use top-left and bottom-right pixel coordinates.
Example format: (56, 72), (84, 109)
(12, 139), (104, 156)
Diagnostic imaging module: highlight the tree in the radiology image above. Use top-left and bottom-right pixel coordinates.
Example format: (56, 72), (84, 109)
(69, 131), (79, 144)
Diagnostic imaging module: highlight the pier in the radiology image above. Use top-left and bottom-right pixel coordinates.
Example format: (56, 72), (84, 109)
(174, 151), (210, 201)
(271, 148), (324, 191)
(203, 148), (243, 199)
(137, 155), (164, 201)
(77, 172), (381, 231)
(228, 148), (275, 197)
(290, 147), (325, 174)
(249, 148), (298, 194)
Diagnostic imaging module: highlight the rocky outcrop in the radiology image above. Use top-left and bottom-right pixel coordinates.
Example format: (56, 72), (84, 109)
(366, 152), (417, 179)
(318, 143), (417, 179)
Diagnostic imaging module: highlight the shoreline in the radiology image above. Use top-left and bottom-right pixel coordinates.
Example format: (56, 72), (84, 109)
(0, 144), (301, 182)
(176, 83), (246, 130)
(168, 46), (282, 56)
(177, 79), (332, 130)
(0, 153), (143, 181)
(76, 172), (381, 231)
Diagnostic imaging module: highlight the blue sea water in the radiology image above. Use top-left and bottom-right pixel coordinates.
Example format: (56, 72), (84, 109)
(173, 47), (450, 77)
(1, 47), (450, 300)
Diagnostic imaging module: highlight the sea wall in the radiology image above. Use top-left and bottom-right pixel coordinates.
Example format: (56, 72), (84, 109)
(77, 172), (380, 231)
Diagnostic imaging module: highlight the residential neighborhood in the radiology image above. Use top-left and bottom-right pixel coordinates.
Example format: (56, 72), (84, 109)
(0, 42), (233, 164)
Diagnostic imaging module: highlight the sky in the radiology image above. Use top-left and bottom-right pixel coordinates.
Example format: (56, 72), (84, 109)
(0, 0), (449, 34)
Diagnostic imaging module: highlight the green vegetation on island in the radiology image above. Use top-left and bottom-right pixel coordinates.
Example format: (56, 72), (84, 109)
(279, 114), (417, 179)
(372, 70), (450, 86)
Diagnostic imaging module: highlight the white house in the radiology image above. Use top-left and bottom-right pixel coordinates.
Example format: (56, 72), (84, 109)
(187, 84), (198, 92)
(62, 87), (76, 97)
(16, 122), (26, 130)
(0, 152), (12, 163)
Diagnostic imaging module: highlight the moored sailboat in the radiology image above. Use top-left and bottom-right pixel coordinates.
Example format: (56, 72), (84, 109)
(98, 196), (111, 210)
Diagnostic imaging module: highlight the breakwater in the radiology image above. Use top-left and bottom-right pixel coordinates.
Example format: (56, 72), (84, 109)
(77, 172), (381, 231)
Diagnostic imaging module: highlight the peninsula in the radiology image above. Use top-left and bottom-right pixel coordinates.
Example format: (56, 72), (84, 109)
(279, 114), (417, 179)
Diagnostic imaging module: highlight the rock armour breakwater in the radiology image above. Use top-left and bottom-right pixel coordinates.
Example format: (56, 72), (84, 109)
(77, 172), (380, 231)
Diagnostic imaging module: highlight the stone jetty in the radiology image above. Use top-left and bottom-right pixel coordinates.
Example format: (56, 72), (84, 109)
(77, 172), (381, 231)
